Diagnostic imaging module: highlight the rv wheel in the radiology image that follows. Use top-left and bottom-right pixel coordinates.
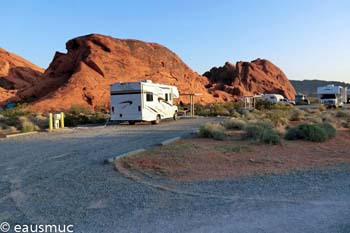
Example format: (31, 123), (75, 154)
(173, 112), (178, 121)
(152, 115), (161, 125)
(128, 121), (136, 125)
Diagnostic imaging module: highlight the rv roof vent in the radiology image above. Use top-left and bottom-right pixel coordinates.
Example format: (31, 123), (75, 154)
(141, 80), (153, 83)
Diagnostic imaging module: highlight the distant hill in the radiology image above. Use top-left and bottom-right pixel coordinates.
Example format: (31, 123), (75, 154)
(291, 80), (350, 96)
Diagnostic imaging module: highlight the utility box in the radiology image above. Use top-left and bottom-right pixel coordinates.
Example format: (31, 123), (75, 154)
(53, 113), (61, 129)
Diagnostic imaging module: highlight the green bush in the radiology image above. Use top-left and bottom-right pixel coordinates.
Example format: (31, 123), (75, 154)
(244, 123), (281, 144)
(195, 104), (210, 116)
(209, 104), (230, 116)
(255, 101), (275, 110)
(2, 105), (29, 118)
(198, 122), (226, 140)
(230, 110), (241, 118)
(261, 128), (281, 145)
(64, 105), (106, 127)
(320, 122), (336, 138)
(67, 105), (93, 115)
(285, 123), (336, 142)
(222, 118), (246, 130)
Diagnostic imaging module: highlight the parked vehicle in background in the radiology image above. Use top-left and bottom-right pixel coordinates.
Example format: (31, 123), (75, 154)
(257, 94), (284, 104)
(295, 93), (310, 105)
(110, 80), (179, 125)
(280, 98), (296, 105)
(317, 84), (347, 108)
(256, 94), (295, 105)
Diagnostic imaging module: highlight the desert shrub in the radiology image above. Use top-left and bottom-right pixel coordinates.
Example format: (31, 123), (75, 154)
(289, 109), (305, 121)
(230, 110), (241, 118)
(309, 97), (319, 104)
(321, 112), (336, 126)
(64, 105), (106, 127)
(198, 122), (226, 140)
(305, 108), (320, 115)
(244, 123), (281, 144)
(31, 114), (49, 129)
(318, 104), (326, 111)
(265, 110), (290, 126)
(67, 105), (93, 115)
(222, 118), (246, 130)
(244, 124), (263, 140)
(222, 101), (243, 112)
(320, 122), (336, 138)
(340, 120), (350, 128)
(195, 105), (210, 116)
(336, 110), (349, 118)
(255, 101), (275, 110)
(260, 128), (281, 145)
(308, 116), (323, 124)
(285, 123), (336, 142)
(209, 104), (230, 116)
(21, 121), (39, 133)
(2, 105), (29, 118)
(64, 114), (90, 127)
(242, 111), (257, 120)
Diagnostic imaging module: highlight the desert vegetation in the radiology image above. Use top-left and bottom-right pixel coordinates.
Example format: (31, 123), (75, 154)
(197, 102), (346, 144)
(0, 104), (107, 135)
(0, 105), (45, 134)
(64, 105), (107, 127)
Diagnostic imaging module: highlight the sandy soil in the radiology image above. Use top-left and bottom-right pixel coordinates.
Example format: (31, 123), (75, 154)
(121, 130), (350, 181)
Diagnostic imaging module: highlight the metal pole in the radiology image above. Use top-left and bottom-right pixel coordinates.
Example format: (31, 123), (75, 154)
(191, 95), (194, 116)
(60, 112), (65, 128)
(189, 95), (192, 116)
(49, 113), (53, 131)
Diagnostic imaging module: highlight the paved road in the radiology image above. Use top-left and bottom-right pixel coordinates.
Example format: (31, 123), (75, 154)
(0, 117), (349, 233)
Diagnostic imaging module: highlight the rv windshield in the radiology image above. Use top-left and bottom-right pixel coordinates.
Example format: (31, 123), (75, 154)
(321, 94), (336, 99)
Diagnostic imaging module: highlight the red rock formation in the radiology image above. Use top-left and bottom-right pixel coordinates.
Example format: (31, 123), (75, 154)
(19, 34), (215, 111)
(203, 59), (296, 100)
(0, 48), (44, 105)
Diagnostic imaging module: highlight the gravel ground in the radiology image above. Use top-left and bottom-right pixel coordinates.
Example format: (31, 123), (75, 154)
(0, 117), (349, 233)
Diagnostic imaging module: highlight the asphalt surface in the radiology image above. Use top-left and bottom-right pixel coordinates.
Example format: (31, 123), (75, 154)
(0, 117), (349, 233)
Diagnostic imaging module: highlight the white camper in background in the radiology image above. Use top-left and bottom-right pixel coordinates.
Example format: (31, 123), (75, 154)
(110, 80), (179, 124)
(257, 94), (295, 105)
(317, 85), (347, 108)
(257, 94), (284, 104)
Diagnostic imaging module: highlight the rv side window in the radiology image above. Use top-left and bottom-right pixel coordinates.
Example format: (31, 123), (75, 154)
(165, 93), (169, 102)
(146, 93), (153, 102)
(270, 96), (275, 99)
(169, 93), (172, 101)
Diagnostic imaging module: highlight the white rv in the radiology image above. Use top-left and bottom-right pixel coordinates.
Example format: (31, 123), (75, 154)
(110, 80), (179, 124)
(257, 94), (294, 105)
(317, 85), (347, 108)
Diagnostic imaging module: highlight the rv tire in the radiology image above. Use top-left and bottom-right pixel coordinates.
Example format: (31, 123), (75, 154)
(152, 115), (161, 125)
(173, 112), (178, 121)
(128, 121), (136, 125)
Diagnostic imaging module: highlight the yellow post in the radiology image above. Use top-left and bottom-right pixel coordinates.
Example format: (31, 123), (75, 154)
(60, 112), (65, 128)
(49, 113), (53, 131)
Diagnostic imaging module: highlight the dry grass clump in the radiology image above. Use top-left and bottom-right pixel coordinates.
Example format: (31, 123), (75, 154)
(198, 122), (226, 140)
(221, 118), (246, 130)
(289, 109), (305, 121)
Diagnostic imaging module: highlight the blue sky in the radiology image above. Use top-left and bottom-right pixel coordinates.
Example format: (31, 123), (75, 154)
(1, 0), (349, 81)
